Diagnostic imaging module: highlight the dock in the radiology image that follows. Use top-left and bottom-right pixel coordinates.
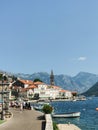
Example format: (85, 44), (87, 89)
(57, 123), (81, 130)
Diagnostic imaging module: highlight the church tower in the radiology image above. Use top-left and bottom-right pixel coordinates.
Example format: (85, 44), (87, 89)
(50, 70), (55, 86)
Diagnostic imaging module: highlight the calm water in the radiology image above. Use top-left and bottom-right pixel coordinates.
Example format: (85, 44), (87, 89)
(50, 97), (98, 130)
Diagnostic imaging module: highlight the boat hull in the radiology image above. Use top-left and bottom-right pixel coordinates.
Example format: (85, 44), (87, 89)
(52, 112), (81, 118)
(33, 105), (43, 110)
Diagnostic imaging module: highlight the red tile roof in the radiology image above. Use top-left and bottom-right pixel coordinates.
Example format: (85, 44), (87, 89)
(52, 86), (61, 89)
(26, 84), (37, 89)
(60, 89), (71, 92)
(19, 79), (33, 85)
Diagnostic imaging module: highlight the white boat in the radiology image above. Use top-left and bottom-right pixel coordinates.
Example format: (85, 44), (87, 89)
(33, 105), (43, 110)
(52, 112), (81, 118)
(33, 101), (51, 111)
(38, 102), (50, 105)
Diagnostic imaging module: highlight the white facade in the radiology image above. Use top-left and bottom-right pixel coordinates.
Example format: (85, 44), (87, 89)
(24, 84), (29, 88)
(33, 84), (61, 99)
(26, 83), (73, 99)
(34, 84), (49, 98)
(59, 90), (73, 99)
(64, 91), (72, 98)
(49, 89), (60, 99)
(27, 89), (34, 98)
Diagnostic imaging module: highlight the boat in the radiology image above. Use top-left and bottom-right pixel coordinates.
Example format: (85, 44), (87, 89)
(52, 112), (81, 118)
(33, 104), (43, 110)
(77, 95), (86, 101)
(33, 101), (51, 111)
(37, 102), (50, 105)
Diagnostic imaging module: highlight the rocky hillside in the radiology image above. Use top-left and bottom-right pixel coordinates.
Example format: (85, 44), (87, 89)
(82, 82), (98, 96)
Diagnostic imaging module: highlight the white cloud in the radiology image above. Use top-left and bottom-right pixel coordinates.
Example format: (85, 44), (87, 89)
(78, 57), (87, 61)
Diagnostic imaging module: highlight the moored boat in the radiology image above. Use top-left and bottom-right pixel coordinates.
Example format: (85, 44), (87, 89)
(52, 111), (81, 118)
(33, 104), (43, 110)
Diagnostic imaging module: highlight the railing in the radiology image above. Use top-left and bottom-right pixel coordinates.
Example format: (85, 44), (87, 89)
(45, 114), (53, 130)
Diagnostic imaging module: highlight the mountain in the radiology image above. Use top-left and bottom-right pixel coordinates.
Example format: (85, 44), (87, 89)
(82, 82), (98, 96)
(73, 72), (98, 93)
(14, 71), (98, 94)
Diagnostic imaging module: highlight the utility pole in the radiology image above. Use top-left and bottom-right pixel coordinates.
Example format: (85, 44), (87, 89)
(0, 74), (10, 120)
(1, 77), (4, 120)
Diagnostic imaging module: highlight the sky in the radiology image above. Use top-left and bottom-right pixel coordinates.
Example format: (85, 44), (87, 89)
(0, 0), (98, 76)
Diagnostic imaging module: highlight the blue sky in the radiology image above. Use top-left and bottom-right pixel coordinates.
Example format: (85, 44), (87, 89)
(0, 0), (98, 76)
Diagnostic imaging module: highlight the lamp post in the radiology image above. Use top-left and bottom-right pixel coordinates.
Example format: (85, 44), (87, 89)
(1, 77), (4, 120)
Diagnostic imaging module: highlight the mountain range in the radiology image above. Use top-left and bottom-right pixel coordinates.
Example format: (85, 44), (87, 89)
(82, 82), (98, 96)
(14, 71), (98, 94)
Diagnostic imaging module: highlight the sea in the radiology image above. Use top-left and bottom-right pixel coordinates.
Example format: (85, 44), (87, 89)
(50, 97), (98, 130)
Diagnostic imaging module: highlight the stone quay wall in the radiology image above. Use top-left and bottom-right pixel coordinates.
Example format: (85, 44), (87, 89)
(45, 114), (53, 130)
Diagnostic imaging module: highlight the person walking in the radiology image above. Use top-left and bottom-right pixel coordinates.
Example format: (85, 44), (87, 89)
(23, 101), (26, 110)
(20, 102), (23, 111)
(28, 102), (31, 110)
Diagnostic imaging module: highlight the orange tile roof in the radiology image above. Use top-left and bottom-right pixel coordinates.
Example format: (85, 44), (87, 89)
(26, 84), (37, 89)
(71, 91), (77, 94)
(12, 86), (27, 92)
(52, 86), (61, 89)
(20, 88), (27, 92)
(60, 89), (70, 92)
(19, 79), (33, 85)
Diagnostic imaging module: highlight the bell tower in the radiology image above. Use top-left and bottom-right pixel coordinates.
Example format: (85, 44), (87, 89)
(50, 70), (54, 86)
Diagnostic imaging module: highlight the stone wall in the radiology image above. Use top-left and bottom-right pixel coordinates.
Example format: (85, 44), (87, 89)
(45, 114), (53, 130)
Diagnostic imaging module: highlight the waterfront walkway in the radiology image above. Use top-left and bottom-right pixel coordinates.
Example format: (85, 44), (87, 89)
(0, 108), (45, 130)
(57, 124), (81, 130)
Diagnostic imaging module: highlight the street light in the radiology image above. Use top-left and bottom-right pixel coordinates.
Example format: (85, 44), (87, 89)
(1, 76), (4, 120)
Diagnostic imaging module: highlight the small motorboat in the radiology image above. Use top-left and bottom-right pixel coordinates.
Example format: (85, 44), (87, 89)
(38, 102), (50, 105)
(52, 112), (81, 118)
(33, 105), (43, 110)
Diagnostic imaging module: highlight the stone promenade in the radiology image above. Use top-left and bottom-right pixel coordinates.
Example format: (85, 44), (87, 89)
(0, 108), (45, 130)
(57, 124), (81, 130)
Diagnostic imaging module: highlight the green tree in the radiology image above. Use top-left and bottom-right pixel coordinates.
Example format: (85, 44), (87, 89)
(12, 75), (17, 81)
(0, 73), (3, 80)
(0, 73), (8, 81)
(33, 78), (43, 82)
(42, 104), (53, 114)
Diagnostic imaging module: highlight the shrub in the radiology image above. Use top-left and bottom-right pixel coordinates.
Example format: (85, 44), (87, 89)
(53, 122), (59, 130)
(42, 104), (53, 114)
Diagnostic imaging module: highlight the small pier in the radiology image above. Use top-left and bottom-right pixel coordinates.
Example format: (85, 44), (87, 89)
(57, 123), (81, 130)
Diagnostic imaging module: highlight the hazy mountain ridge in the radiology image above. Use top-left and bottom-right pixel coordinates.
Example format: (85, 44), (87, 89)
(82, 82), (98, 96)
(14, 71), (98, 93)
